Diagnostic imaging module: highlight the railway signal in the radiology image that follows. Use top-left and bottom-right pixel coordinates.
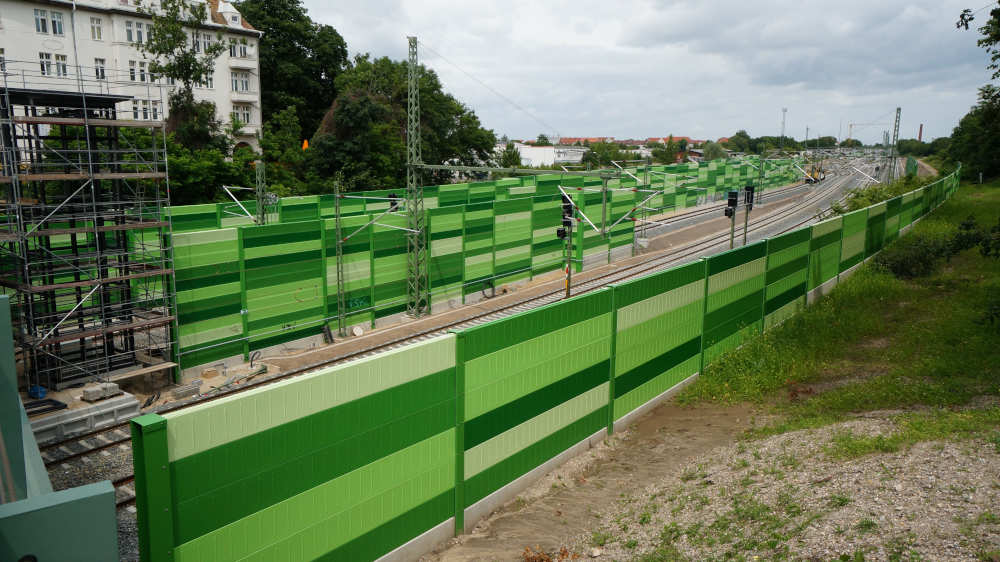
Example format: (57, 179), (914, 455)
(743, 184), (755, 245)
(726, 190), (739, 249)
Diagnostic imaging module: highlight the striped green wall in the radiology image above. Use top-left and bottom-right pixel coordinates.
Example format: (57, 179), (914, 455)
(136, 170), (962, 562)
(457, 289), (613, 508)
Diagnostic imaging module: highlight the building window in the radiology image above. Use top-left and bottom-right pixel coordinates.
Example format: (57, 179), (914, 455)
(38, 53), (52, 76)
(55, 54), (68, 77)
(132, 100), (139, 120)
(94, 58), (106, 80)
(239, 42), (248, 58)
(139, 61), (147, 82)
(136, 22), (144, 44)
(231, 71), (250, 92)
(229, 38), (237, 57)
(202, 32), (213, 49)
(0, 49), (5, 73)
(51, 12), (64, 36)
(34, 9), (48, 33)
(125, 21), (133, 42)
(141, 100), (149, 120)
(231, 15), (240, 24)
(90, 17), (102, 40)
(151, 100), (160, 120)
(192, 31), (200, 53)
(129, 60), (136, 81)
(231, 104), (251, 124)
(166, 76), (175, 86)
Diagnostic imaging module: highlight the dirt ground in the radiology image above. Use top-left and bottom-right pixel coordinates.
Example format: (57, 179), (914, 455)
(420, 401), (759, 562)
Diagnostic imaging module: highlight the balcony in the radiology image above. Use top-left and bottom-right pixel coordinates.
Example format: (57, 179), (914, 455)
(230, 90), (257, 103)
(228, 57), (256, 70)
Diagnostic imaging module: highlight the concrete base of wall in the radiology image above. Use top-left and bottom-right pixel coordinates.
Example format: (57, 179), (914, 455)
(807, 276), (839, 305)
(613, 372), (700, 433)
(377, 517), (455, 562)
(31, 392), (140, 444)
(463, 427), (608, 532)
(839, 262), (863, 282)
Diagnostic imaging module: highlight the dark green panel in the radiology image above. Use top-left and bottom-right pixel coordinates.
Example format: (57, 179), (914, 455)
(464, 407), (606, 506)
(613, 261), (704, 307)
(707, 241), (767, 275)
(464, 359), (609, 450)
(172, 368), (456, 543)
(614, 337), (700, 398)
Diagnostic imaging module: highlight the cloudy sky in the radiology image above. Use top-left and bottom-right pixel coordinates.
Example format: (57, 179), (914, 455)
(303, 1), (992, 144)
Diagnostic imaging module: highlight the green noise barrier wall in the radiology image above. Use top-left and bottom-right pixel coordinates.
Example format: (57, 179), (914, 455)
(132, 170), (960, 562)
(172, 158), (805, 371)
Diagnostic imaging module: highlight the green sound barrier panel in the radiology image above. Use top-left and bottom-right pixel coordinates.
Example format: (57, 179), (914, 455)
(703, 242), (767, 364)
(808, 216), (843, 290)
(840, 208), (868, 272)
(612, 261), (705, 420)
(458, 289), (613, 507)
(764, 227), (810, 330)
(429, 207), (465, 306)
(161, 336), (457, 561)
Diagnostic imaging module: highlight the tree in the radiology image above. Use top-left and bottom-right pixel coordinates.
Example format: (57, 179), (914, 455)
(957, 2), (1000, 79)
(840, 138), (863, 148)
(949, 85), (1000, 179)
(139, 0), (229, 150)
(701, 141), (727, 161)
(306, 54), (496, 191)
(677, 138), (688, 153)
(535, 134), (552, 146)
(651, 134), (678, 164)
(724, 130), (752, 153)
(234, 0), (349, 135)
(582, 142), (626, 167)
(497, 142), (522, 168)
(259, 105), (307, 194)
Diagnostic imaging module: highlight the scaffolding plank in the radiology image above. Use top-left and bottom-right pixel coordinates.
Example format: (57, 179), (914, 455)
(11, 115), (166, 128)
(24, 315), (175, 346)
(24, 221), (169, 237)
(0, 268), (173, 292)
(0, 172), (166, 183)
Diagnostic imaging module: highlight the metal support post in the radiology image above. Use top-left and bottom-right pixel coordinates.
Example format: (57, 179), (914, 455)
(730, 214), (736, 249)
(743, 204), (750, 246)
(406, 36), (429, 317)
(334, 176), (347, 337)
(563, 219), (575, 296)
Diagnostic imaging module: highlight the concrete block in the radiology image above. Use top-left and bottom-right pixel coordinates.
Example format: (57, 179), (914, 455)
(171, 379), (202, 400)
(31, 393), (140, 445)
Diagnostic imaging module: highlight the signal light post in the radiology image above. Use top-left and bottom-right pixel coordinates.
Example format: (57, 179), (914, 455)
(743, 184), (755, 246)
(558, 193), (575, 298)
(726, 190), (738, 249)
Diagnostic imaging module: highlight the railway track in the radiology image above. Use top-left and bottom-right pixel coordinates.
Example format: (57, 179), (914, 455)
(44, 167), (865, 509)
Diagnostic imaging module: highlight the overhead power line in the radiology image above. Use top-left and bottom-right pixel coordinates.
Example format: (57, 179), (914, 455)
(417, 39), (561, 138)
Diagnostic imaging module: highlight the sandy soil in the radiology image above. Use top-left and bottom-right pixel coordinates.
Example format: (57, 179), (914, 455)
(420, 402), (760, 561)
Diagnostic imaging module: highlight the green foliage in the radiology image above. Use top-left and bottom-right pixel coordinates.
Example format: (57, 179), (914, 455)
(138, 0), (226, 93)
(535, 134), (552, 146)
(651, 135), (678, 164)
(497, 142), (522, 168)
(259, 105), (307, 195)
(700, 141), (726, 162)
(872, 221), (956, 278)
(949, 85), (1000, 181)
(825, 408), (1000, 459)
(838, 174), (934, 212)
(307, 54), (496, 192)
(582, 142), (629, 167)
(840, 138), (863, 148)
(167, 89), (230, 151)
(233, 0), (349, 135)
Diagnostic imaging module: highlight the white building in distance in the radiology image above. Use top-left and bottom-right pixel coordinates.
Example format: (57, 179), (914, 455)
(499, 142), (587, 167)
(0, 0), (262, 149)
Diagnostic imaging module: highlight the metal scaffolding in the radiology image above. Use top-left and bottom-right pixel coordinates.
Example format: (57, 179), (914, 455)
(0, 61), (176, 390)
(405, 37), (430, 318)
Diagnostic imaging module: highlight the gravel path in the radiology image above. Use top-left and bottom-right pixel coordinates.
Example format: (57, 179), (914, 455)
(584, 417), (1000, 561)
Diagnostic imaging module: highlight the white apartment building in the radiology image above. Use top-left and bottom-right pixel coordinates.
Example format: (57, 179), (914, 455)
(497, 142), (587, 167)
(0, 0), (262, 149)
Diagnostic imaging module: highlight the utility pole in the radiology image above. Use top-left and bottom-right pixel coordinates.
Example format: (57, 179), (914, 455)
(565, 218), (573, 298)
(405, 36), (429, 317)
(254, 160), (268, 225)
(726, 190), (738, 249)
(888, 107), (901, 182)
(779, 107), (787, 153)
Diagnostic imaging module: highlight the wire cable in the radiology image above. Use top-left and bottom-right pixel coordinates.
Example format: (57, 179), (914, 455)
(417, 39), (561, 137)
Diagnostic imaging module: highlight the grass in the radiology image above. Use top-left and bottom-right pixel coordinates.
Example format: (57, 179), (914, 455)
(678, 179), (1000, 448)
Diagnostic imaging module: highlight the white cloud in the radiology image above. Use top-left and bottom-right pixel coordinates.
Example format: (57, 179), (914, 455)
(301, 0), (991, 144)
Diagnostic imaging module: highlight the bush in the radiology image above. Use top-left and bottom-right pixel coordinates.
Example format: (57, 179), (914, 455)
(872, 221), (955, 278)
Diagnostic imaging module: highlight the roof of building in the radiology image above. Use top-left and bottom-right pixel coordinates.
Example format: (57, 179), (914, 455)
(208, 0), (257, 32)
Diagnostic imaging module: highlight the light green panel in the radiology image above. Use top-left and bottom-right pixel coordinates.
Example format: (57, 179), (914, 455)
(841, 230), (865, 262)
(164, 335), (456, 461)
(767, 240), (809, 269)
(704, 323), (760, 364)
(765, 269), (807, 301)
(615, 300), (703, 376)
(174, 429), (455, 562)
(614, 356), (699, 420)
(464, 383), (608, 479)
(764, 295), (805, 330)
(616, 279), (703, 332)
(464, 313), (611, 420)
(706, 257), (766, 310)
(173, 229), (238, 268)
(707, 271), (765, 313)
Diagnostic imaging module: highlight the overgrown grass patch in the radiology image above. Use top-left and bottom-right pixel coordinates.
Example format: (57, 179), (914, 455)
(824, 407), (1000, 459)
(680, 180), (1000, 440)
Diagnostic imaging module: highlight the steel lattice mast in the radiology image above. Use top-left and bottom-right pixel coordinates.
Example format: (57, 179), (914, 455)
(889, 107), (901, 182)
(406, 37), (430, 317)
